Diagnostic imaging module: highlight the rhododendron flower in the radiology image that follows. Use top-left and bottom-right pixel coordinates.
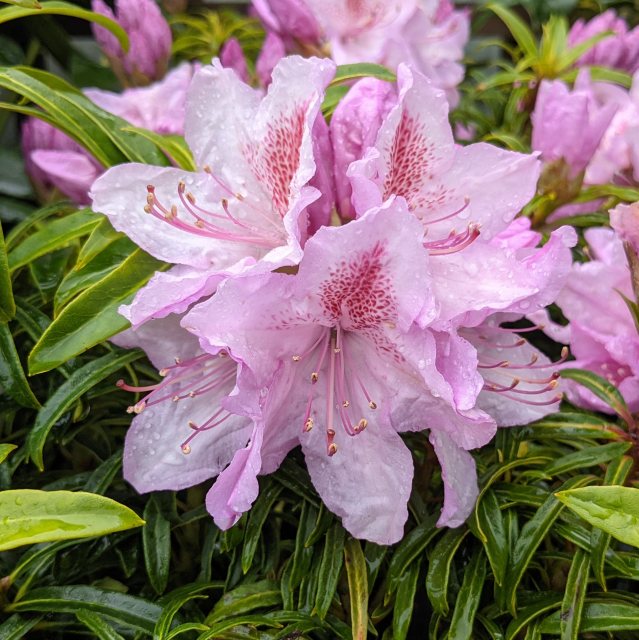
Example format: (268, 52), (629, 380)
(112, 316), (254, 496)
(252, 0), (469, 104)
(548, 226), (639, 412)
(91, 56), (335, 326)
(611, 201), (639, 255)
(220, 35), (286, 87)
(532, 71), (617, 177)
(185, 202), (498, 543)
(92, 0), (172, 84)
(344, 65), (577, 332)
(22, 64), (195, 204)
(568, 10), (639, 74)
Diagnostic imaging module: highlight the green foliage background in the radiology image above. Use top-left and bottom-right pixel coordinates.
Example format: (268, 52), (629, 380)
(2, 1), (639, 638)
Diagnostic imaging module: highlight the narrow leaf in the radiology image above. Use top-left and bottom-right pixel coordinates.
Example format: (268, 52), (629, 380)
(28, 250), (164, 374)
(560, 548), (590, 640)
(0, 322), (40, 409)
(448, 550), (486, 640)
(76, 611), (125, 640)
(544, 441), (631, 476)
(331, 62), (395, 85)
(314, 523), (346, 620)
(487, 4), (538, 59)
(26, 349), (142, 469)
(0, 220), (15, 321)
(344, 538), (368, 640)
(0, 443), (17, 463)
(540, 602), (639, 633)
(391, 559), (420, 640)
(143, 494), (172, 595)
(425, 527), (467, 616)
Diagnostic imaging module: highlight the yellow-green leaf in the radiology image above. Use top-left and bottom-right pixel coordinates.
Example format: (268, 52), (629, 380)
(0, 490), (144, 551)
(344, 538), (368, 640)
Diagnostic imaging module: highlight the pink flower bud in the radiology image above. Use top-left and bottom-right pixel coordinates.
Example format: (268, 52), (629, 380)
(92, 0), (172, 84)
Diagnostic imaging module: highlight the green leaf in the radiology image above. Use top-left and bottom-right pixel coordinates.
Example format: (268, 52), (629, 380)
(505, 594), (563, 640)
(0, 220), (15, 321)
(540, 602), (639, 633)
(0, 443), (17, 463)
(448, 550), (486, 640)
(503, 475), (593, 614)
(7, 209), (99, 272)
(391, 559), (420, 640)
(590, 456), (634, 589)
(0, 322), (40, 409)
(561, 368), (634, 427)
(76, 611), (125, 640)
(0, 1), (129, 51)
(487, 4), (538, 59)
(0, 67), (166, 167)
(0, 489), (144, 551)
(385, 514), (439, 598)
(241, 480), (283, 574)
(0, 614), (41, 640)
(544, 441), (631, 476)
(7, 586), (162, 633)
(153, 583), (222, 640)
(205, 581), (281, 624)
(331, 62), (395, 86)
(122, 127), (197, 172)
(143, 494), (172, 595)
(26, 349), (142, 469)
(28, 250), (164, 374)
(344, 538), (368, 640)
(474, 489), (507, 585)
(322, 84), (349, 119)
(313, 522), (346, 620)
(560, 548), (590, 640)
(425, 527), (468, 616)
(556, 486), (639, 549)
(525, 412), (626, 441)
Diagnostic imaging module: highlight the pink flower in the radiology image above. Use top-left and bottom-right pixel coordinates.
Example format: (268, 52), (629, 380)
(111, 316), (255, 498)
(91, 56), (335, 326)
(611, 201), (639, 255)
(92, 0), (172, 84)
(531, 71), (617, 176)
(184, 201), (497, 543)
(22, 64), (195, 205)
(252, 0), (469, 104)
(568, 10), (639, 74)
(552, 227), (639, 413)
(220, 35), (286, 88)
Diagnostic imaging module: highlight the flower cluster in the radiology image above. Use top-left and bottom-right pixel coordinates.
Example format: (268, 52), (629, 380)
(90, 55), (577, 544)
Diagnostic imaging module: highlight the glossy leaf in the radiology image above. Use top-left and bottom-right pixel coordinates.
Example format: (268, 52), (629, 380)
(143, 494), (172, 595)
(556, 486), (639, 549)
(344, 538), (368, 640)
(525, 412), (626, 441)
(0, 220), (14, 321)
(26, 349), (142, 469)
(331, 62), (395, 86)
(540, 602), (639, 633)
(313, 522), (346, 620)
(561, 368), (634, 427)
(544, 441), (631, 476)
(503, 475), (593, 614)
(0, 443), (17, 463)
(0, 490), (144, 551)
(0, 614), (41, 640)
(0, 322), (40, 409)
(28, 250), (164, 374)
(0, 1), (128, 50)
(560, 548), (590, 640)
(205, 581), (281, 624)
(7, 209), (99, 272)
(448, 550), (487, 640)
(505, 594), (563, 640)
(474, 489), (507, 585)
(7, 586), (162, 633)
(391, 560), (420, 640)
(425, 527), (468, 616)
(76, 611), (125, 640)
(487, 4), (538, 59)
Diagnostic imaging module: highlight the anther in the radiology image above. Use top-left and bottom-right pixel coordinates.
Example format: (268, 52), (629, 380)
(342, 400), (350, 407)
(328, 443), (338, 456)
(144, 204), (152, 213)
(172, 395), (179, 402)
(292, 355), (301, 362)
(334, 348), (341, 354)
(311, 372), (319, 383)
(159, 368), (168, 377)
(181, 444), (192, 455)
(304, 418), (314, 432)
(368, 401), (377, 410)
(355, 418), (368, 432)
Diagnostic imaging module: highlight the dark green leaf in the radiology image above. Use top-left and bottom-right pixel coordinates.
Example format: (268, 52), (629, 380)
(474, 489), (507, 585)
(313, 522), (346, 620)
(391, 559), (420, 640)
(28, 250), (164, 374)
(425, 527), (467, 616)
(544, 441), (631, 476)
(7, 586), (162, 633)
(448, 550), (486, 640)
(26, 349), (142, 469)
(0, 322), (40, 408)
(0, 614), (42, 640)
(505, 594), (562, 640)
(540, 602), (639, 633)
(560, 548), (590, 640)
(0, 220), (14, 321)
(143, 494), (171, 595)
(205, 581), (281, 624)
(76, 611), (125, 640)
